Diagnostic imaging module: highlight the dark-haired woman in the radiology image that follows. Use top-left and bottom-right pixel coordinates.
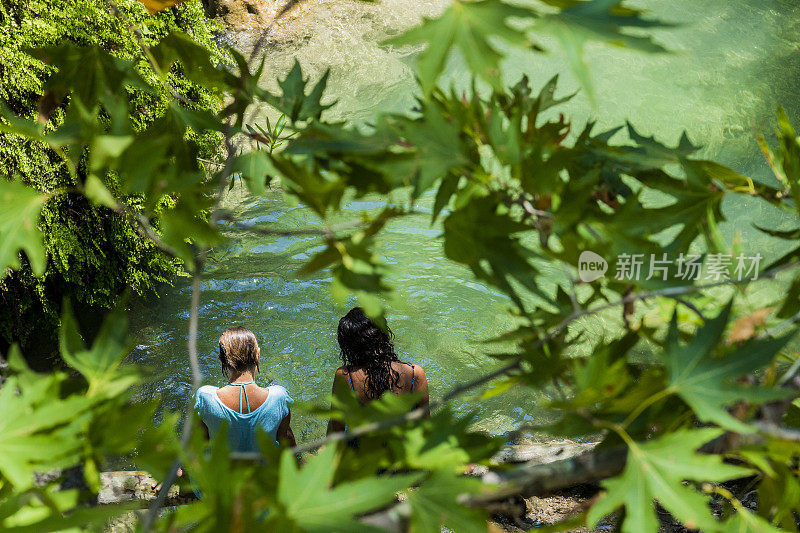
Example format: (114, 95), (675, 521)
(327, 307), (429, 435)
(195, 327), (296, 452)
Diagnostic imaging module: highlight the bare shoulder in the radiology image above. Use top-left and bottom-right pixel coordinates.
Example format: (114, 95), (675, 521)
(332, 366), (351, 384)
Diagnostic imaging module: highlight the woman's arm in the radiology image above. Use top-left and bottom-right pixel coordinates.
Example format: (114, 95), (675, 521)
(277, 410), (296, 447)
(326, 368), (349, 435)
(414, 366), (430, 417)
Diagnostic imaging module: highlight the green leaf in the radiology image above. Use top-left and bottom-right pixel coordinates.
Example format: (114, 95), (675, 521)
(273, 156), (345, 218)
(723, 508), (785, 533)
(407, 470), (487, 533)
(0, 179), (47, 277)
(0, 104), (46, 141)
(443, 196), (547, 311)
(389, 105), (468, 198)
(618, 122), (700, 168)
(614, 156), (727, 254)
(587, 428), (751, 532)
(151, 31), (229, 89)
(385, 0), (533, 93)
(0, 350), (95, 489)
(83, 175), (118, 209)
(89, 134), (134, 173)
(433, 174), (460, 222)
(229, 150), (279, 195)
(34, 42), (147, 107)
(264, 60), (334, 123)
(663, 304), (795, 433)
(4, 499), (139, 533)
(395, 409), (502, 470)
(160, 202), (224, 268)
(567, 334), (637, 408)
(538, 0), (672, 103)
(772, 106), (800, 220)
(277, 446), (422, 531)
(59, 299), (139, 398)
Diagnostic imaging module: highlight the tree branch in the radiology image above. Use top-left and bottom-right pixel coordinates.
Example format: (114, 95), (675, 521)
(466, 447), (627, 506)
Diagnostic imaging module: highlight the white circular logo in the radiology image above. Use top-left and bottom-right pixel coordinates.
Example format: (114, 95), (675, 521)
(578, 251), (608, 282)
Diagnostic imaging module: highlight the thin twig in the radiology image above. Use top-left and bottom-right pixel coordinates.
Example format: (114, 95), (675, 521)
(142, 123), (237, 532)
(755, 422), (800, 442)
(140, 268), (203, 531)
(112, 203), (179, 258)
(671, 296), (706, 321)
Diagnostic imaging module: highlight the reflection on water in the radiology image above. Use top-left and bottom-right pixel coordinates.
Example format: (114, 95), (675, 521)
(128, 0), (800, 441)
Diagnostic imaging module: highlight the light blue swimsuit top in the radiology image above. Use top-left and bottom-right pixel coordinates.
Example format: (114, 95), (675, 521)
(194, 384), (293, 453)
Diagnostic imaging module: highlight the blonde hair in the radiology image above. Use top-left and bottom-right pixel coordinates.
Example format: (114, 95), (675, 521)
(218, 327), (260, 374)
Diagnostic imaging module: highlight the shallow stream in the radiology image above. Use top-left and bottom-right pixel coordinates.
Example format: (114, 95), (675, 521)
(128, 0), (800, 441)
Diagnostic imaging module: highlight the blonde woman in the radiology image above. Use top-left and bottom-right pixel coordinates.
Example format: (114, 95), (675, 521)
(195, 327), (296, 451)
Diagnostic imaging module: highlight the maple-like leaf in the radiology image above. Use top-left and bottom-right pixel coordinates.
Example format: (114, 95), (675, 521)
(263, 60), (334, 123)
(662, 303), (794, 433)
(407, 470), (487, 533)
(0, 180), (47, 278)
(151, 31), (229, 89)
(276, 445), (422, 531)
(382, 105), (468, 198)
(587, 428), (750, 532)
(35, 43), (146, 107)
(0, 349), (95, 489)
(443, 196), (549, 311)
(537, 0), (672, 103)
(59, 299), (140, 399)
(385, 0), (534, 94)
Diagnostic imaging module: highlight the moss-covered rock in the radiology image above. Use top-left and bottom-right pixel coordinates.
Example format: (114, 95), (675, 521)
(0, 0), (222, 361)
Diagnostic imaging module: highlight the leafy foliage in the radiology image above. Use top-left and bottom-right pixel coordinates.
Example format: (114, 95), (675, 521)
(385, 0), (532, 94)
(587, 429), (751, 532)
(0, 180), (47, 276)
(0, 0), (221, 358)
(662, 304), (794, 433)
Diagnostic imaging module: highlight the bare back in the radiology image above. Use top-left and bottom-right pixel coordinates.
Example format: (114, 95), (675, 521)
(327, 361), (429, 434)
(215, 383), (270, 413)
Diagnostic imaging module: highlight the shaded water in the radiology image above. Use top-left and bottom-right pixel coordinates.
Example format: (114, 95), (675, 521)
(128, 0), (800, 441)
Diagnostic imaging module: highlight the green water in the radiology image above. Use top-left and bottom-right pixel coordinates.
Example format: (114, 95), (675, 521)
(128, 0), (800, 441)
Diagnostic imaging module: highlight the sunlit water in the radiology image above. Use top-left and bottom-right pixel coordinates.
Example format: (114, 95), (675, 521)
(128, 0), (800, 442)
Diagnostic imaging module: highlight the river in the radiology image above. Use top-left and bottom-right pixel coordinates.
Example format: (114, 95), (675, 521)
(127, 0), (800, 442)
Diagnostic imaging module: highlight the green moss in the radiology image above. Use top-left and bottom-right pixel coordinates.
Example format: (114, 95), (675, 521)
(0, 0), (222, 359)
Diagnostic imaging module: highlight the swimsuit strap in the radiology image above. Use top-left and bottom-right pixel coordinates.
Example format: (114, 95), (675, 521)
(410, 364), (416, 391)
(229, 381), (255, 414)
(347, 368), (355, 391)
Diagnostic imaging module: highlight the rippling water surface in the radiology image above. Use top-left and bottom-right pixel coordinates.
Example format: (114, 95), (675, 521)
(128, 0), (800, 441)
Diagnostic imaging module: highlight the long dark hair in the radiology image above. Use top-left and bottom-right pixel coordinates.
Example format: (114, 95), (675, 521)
(337, 307), (400, 399)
